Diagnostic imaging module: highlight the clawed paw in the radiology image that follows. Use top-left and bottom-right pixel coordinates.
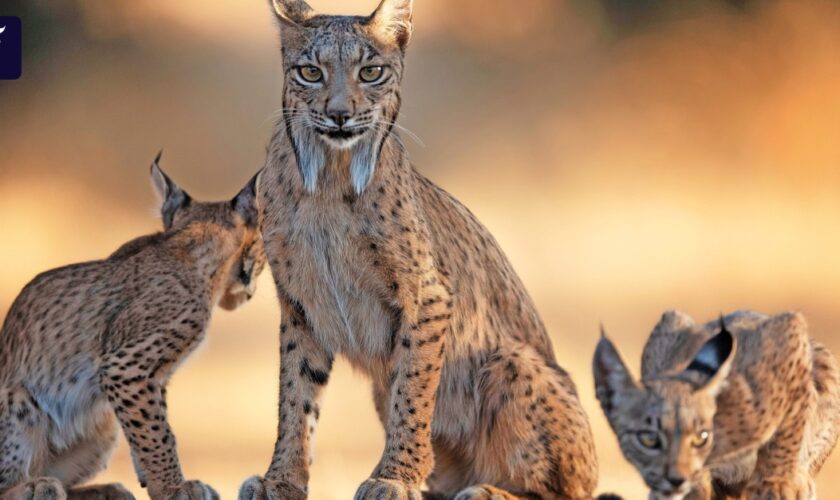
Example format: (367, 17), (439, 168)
(744, 478), (814, 500)
(156, 481), (218, 500)
(354, 478), (422, 500)
(237, 476), (306, 500)
(16, 478), (67, 500)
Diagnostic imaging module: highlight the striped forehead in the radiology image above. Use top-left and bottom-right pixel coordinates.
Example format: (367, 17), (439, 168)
(655, 393), (703, 431)
(305, 37), (377, 66)
(642, 396), (665, 429)
(294, 17), (381, 65)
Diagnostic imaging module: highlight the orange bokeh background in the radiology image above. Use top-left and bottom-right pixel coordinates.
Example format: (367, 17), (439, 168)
(2, 1), (840, 498)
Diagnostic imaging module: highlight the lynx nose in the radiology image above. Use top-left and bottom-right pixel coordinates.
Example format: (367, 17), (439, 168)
(667, 476), (686, 489)
(328, 109), (351, 128)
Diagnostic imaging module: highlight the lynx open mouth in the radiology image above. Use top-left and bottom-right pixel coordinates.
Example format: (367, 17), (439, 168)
(317, 127), (365, 141)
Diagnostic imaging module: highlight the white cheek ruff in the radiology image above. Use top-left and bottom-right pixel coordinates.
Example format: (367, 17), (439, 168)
(289, 124), (326, 193)
(286, 115), (387, 194)
(350, 137), (379, 194)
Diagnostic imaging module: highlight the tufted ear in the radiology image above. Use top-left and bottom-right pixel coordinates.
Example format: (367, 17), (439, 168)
(368, 0), (413, 50)
(593, 328), (639, 419)
(683, 318), (736, 395)
(149, 151), (191, 230)
(232, 170), (262, 227)
(269, 0), (314, 26)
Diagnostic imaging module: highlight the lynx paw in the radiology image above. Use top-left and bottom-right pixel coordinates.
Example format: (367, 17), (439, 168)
(156, 481), (219, 500)
(16, 478), (67, 500)
(67, 483), (135, 500)
(354, 479), (422, 500)
(237, 476), (306, 500)
(744, 478), (814, 500)
(454, 485), (517, 500)
(10, 477), (67, 500)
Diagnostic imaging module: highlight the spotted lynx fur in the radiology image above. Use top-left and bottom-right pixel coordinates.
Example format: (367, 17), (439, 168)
(238, 1), (599, 499)
(594, 311), (840, 500)
(0, 155), (265, 500)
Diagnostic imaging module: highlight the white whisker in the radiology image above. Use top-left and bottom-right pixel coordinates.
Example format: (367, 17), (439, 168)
(378, 119), (425, 147)
(262, 107), (311, 128)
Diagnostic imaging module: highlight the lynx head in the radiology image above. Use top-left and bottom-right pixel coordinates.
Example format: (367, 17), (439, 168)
(593, 321), (736, 500)
(269, 0), (412, 193)
(150, 153), (266, 310)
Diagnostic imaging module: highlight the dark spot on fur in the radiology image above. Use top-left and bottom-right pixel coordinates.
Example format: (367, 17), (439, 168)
(300, 359), (329, 385)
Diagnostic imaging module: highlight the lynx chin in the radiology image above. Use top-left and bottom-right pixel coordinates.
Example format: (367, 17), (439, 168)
(237, 0), (600, 499)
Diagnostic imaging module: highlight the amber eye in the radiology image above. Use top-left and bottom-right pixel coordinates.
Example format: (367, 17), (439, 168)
(359, 65), (384, 83)
(636, 431), (662, 450)
(298, 66), (323, 83)
(691, 430), (710, 448)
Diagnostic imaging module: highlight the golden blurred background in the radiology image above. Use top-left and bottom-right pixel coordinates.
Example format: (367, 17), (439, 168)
(2, 0), (840, 498)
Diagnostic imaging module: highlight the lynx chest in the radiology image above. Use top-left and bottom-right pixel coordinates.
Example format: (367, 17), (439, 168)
(263, 193), (398, 366)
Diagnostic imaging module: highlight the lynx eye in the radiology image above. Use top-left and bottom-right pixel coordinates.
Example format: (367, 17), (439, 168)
(359, 65), (384, 83)
(636, 431), (662, 450)
(691, 430), (710, 448)
(298, 66), (323, 83)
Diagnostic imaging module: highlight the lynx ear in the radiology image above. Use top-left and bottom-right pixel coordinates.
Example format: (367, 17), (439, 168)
(369, 0), (413, 50)
(593, 329), (639, 418)
(683, 319), (736, 395)
(149, 151), (190, 230)
(655, 310), (695, 335)
(232, 170), (262, 227)
(269, 0), (314, 25)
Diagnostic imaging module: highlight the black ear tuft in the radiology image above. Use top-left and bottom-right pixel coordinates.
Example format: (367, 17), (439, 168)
(149, 153), (190, 230)
(232, 171), (260, 227)
(686, 324), (734, 380)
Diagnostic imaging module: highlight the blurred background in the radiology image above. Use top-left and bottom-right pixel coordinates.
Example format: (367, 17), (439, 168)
(1, 0), (840, 498)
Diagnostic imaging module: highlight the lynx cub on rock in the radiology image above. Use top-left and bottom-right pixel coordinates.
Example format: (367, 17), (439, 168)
(238, 1), (598, 499)
(0, 155), (265, 500)
(594, 310), (840, 500)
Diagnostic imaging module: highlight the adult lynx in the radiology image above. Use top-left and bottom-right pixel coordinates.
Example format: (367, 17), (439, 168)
(239, 1), (598, 499)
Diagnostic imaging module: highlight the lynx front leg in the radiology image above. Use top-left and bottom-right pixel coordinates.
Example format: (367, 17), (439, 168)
(101, 337), (218, 500)
(745, 424), (814, 500)
(239, 296), (333, 500)
(355, 283), (450, 500)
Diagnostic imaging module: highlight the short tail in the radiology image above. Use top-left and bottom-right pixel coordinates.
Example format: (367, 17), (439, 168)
(594, 494), (623, 500)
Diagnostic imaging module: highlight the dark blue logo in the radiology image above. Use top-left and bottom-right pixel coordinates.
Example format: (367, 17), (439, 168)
(0, 16), (22, 80)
